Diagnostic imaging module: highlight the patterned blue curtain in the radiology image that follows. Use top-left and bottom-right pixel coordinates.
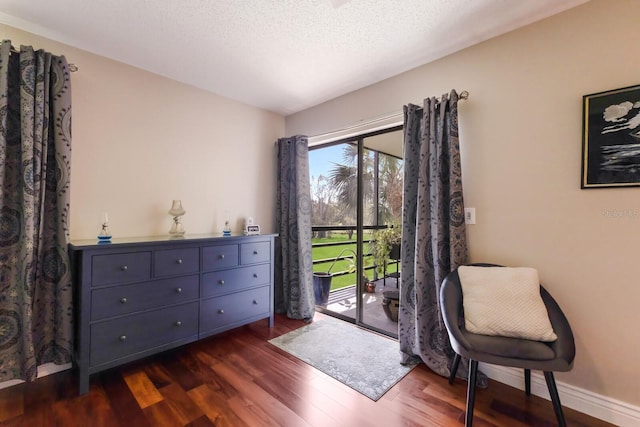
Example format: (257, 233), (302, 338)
(0, 41), (73, 382)
(274, 135), (315, 320)
(399, 90), (485, 385)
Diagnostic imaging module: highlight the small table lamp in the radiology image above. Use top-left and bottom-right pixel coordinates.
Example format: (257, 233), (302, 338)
(168, 200), (186, 236)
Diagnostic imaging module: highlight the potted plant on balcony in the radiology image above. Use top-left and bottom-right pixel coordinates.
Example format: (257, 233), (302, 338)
(313, 248), (357, 307)
(370, 225), (402, 276)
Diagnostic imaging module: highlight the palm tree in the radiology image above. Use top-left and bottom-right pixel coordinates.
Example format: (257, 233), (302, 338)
(329, 144), (403, 235)
(377, 155), (403, 225)
(329, 144), (376, 238)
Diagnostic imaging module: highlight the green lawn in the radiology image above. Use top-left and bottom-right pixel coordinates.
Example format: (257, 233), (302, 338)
(312, 231), (398, 291)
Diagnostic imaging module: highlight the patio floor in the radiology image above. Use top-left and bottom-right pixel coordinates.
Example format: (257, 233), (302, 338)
(324, 275), (399, 336)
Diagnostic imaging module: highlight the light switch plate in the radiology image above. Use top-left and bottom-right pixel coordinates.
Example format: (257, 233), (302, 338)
(464, 208), (476, 224)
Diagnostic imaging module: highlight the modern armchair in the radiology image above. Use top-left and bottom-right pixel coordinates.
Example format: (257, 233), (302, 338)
(440, 263), (575, 427)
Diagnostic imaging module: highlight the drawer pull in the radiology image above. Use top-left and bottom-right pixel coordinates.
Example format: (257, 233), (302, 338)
(253, 273), (258, 278)
(176, 287), (182, 293)
(120, 297), (127, 304)
(253, 300), (259, 305)
(120, 265), (128, 271)
(218, 279), (225, 285)
(218, 309), (225, 314)
(175, 321), (182, 327)
(219, 254), (225, 260)
(119, 335), (127, 341)
(253, 250), (258, 255)
(176, 259), (183, 264)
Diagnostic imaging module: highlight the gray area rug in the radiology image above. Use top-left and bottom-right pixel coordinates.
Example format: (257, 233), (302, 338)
(268, 316), (416, 401)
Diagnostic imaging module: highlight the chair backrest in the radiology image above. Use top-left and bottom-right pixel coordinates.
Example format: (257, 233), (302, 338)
(440, 266), (469, 356)
(440, 263), (576, 370)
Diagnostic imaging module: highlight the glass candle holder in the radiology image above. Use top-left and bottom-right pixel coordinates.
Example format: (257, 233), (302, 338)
(97, 211), (112, 242)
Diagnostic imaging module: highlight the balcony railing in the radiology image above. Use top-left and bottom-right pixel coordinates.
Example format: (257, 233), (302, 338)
(311, 225), (399, 288)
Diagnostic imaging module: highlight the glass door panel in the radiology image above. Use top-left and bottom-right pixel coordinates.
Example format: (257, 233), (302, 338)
(360, 131), (403, 338)
(309, 142), (358, 322)
(309, 127), (403, 338)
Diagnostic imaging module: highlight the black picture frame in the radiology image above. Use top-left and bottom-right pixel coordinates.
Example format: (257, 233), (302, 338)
(582, 84), (640, 188)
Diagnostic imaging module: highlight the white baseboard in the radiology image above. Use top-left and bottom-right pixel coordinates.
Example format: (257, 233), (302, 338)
(0, 363), (71, 390)
(480, 363), (640, 427)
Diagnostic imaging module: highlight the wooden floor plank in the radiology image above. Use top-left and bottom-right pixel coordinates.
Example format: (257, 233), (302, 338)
(158, 382), (205, 425)
(381, 379), (468, 427)
(174, 352), (224, 392)
(255, 369), (342, 427)
(184, 414), (217, 427)
(187, 383), (248, 427)
(18, 373), (61, 426)
(52, 386), (117, 427)
(142, 361), (175, 390)
(122, 371), (164, 409)
(143, 400), (184, 427)
(159, 352), (203, 392)
(190, 350), (242, 400)
(100, 369), (152, 427)
(0, 313), (616, 427)
(212, 359), (312, 426)
(0, 384), (23, 422)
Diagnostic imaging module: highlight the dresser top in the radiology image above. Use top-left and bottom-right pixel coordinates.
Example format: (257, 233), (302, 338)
(69, 233), (277, 250)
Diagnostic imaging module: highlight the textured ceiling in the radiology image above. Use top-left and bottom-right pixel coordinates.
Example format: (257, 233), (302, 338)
(0, 0), (588, 115)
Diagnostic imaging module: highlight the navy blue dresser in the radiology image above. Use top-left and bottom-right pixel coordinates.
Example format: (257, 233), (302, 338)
(70, 234), (276, 395)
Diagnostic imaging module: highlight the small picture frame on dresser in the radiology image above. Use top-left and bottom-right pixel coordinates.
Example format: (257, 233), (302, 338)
(244, 224), (260, 235)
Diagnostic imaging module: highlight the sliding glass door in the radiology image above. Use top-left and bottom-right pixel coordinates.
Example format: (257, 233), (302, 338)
(309, 126), (403, 337)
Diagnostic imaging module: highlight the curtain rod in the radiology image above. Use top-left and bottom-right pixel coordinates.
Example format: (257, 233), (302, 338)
(307, 89), (469, 144)
(9, 46), (78, 72)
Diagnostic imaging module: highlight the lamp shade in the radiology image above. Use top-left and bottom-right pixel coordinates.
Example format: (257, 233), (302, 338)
(168, 200), (186, 217)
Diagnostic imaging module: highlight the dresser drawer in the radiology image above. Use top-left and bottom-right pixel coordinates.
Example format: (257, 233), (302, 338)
(91, 275), (199, 321)
(201, 264), (270, 298)
(92, 252), (151, 287)
(240, 241), (270, 265)
(90, 302), (198, 366)
(200, 286), (270, 333)
(154, 247), (199, 277)
(202, 244), (239, 271)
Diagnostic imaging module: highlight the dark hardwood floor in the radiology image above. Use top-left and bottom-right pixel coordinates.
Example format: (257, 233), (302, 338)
(0, 313), (614, 426)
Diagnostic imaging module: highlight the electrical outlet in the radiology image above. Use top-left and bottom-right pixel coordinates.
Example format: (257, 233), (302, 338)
(464, 208), (476, 224)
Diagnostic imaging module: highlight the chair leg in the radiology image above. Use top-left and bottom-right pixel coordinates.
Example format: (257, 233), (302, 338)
(465, 360), (478, 427)
(449, 353), (461, 384)
(524, 369), (531, 396)
(544, 371), (567, 427)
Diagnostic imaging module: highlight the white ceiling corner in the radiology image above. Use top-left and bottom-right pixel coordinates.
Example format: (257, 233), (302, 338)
(0, 0), (589, 116)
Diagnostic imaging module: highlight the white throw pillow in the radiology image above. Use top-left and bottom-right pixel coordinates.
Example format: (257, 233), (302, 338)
(457, 266), (557, 342)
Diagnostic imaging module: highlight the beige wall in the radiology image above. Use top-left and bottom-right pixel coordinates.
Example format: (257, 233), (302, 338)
(287, 0), (640, 407)
(1, 24), (284, 240)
